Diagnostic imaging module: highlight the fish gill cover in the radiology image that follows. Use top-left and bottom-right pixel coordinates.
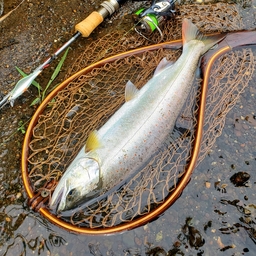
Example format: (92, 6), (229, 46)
(24, 2), (255, 230)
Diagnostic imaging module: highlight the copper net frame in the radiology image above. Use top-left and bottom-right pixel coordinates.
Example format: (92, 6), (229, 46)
(21, 31), (256, 235)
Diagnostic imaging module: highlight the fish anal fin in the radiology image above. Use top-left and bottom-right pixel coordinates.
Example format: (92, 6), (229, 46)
(125, 80), (139, 102)
(85, 130), (101, 152)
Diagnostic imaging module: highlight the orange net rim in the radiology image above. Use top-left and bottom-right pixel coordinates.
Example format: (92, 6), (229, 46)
(21, 31), (255, 235)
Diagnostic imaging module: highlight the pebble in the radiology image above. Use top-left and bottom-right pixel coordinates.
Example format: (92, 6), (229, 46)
(243, 208), (251, 215)
(16, 192), (22, 199)
(156, 231), (163, 242)
(134, 236), (142, 246)
(217, 236), (225, 249)
(234, 129), (242, 137)
(5, 217), (11, 222)
(205, 181), (211, 188)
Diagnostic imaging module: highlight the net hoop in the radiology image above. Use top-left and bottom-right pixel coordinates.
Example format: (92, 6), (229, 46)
(21, 31), (255, 234)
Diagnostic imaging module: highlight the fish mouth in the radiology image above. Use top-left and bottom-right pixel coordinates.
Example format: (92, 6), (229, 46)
(61, 183), (103, 213)
(56, 188), (103, 217)
(49, 186), (64, 212)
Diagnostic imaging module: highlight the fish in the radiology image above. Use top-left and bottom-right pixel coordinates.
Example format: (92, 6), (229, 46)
(49, 18), (225, 213)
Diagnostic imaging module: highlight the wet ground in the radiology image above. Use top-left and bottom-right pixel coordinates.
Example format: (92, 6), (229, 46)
(0, 0), (256, 255)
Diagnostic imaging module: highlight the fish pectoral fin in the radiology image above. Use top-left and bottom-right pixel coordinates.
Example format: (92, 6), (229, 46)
(154, 57), (174, 76)
(125, 80), (139, 102)
(85, 130), (101, 152)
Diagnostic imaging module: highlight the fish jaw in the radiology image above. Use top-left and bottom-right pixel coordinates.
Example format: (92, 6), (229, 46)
(49, 185), (64, 212)
(50, 156), (101, 212)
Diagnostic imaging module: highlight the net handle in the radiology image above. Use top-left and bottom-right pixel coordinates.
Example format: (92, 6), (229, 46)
(75, 11), (104, 37)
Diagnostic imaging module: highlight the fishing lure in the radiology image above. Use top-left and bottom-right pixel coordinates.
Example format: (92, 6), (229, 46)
(0, 0), (127, 110)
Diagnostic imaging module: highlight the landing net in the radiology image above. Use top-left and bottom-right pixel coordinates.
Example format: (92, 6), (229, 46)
(23, 3), (255, 230)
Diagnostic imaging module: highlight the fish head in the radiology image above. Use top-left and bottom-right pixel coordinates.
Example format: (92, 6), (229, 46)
(49, 156), (101, 213)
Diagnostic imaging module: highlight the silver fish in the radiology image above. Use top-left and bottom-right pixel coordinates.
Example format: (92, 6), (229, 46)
(49, 18), (224, 212)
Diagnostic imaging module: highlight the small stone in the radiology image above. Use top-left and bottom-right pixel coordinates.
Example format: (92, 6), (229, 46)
(205, 181), (211, 188)
(144, 224), (149, 231)
(217, 236), (225, 249)
(173, 240), (181, 248)
(16, 192), (22, 199)
(243, 208), (251, 215)
(134, 236), (142, 246)
(156, 231), (163, 242)
(234, 129), (242, 137)
(201, 194), (209, 201)
(231, 164), (235, 169)
(242, 124), (249, 130)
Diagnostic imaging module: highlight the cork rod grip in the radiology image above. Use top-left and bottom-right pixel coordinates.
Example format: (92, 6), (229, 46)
(75, 11), (104, 37)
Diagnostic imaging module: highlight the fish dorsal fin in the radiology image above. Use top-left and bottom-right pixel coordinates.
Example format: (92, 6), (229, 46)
(125, 80), (139, 102)
(85, 130), (101, 152)
(154, 57), (174, 76)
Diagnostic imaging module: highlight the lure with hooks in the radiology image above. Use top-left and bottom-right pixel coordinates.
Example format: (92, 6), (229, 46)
(0, 0), (127, 110)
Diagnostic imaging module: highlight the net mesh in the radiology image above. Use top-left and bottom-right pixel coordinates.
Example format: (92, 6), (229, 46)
(26, 3), (256, 228)
(67, 2), (244, 74)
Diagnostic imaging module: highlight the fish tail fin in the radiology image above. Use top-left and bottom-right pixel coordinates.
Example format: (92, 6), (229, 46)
(182, 18), (225, 54)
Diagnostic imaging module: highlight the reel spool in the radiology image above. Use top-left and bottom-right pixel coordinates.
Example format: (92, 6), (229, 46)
(134, 0), (176, 41)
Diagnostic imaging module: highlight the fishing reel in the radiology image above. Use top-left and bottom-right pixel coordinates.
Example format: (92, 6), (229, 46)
(133, 0), (176, 41)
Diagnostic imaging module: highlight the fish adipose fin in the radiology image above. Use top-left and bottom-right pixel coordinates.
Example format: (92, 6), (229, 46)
(125, 80), (139, 101)
(182, 18), (225, 54)
(85, 130), (101, 152)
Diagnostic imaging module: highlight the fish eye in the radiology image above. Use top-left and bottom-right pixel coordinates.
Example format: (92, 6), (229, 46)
(67, 189), (76, 201)
(68, 189), (75, 196)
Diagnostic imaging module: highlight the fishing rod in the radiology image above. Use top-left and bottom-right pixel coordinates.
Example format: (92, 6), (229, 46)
(0, 0), (178, 110)
(0, 0), (127, 109)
